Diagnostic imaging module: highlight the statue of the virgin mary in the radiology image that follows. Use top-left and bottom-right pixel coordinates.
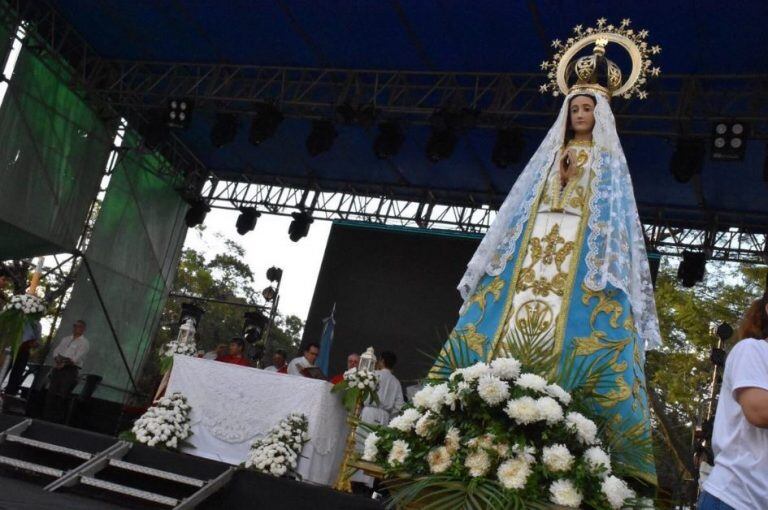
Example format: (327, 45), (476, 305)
(432, 21), (662, 485)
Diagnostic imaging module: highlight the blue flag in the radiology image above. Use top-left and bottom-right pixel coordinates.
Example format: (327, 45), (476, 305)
(317, 304), (336, 376)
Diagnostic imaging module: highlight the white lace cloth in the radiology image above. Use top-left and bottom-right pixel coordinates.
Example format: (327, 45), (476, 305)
(166, 355), (348, 485)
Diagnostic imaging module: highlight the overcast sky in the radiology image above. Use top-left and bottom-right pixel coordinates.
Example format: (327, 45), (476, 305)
(183, 208), (332, 320)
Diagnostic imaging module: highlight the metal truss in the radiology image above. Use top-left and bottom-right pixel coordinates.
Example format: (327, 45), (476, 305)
(206, 178), (768, 263)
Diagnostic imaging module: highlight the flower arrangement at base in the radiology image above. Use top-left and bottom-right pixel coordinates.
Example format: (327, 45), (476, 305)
(158, 318), (198, 374)
(360, 357), (648, 510)
(331, 367), (380, 412)
(244, 413), (310, 479)
(121, 392), (192, 450)
(0, 293), (46, 362)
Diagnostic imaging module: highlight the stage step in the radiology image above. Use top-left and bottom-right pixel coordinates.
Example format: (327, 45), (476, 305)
(0, 454), (63, 477)
(5, 434), (92, 460)
(80, 475), (180, 506)
(108, 458), (205, 487)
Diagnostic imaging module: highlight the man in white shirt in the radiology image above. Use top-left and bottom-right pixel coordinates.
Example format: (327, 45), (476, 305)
(44, 319), (90, 423)
(263, 349), (288, 374)
(287, 343), (320, 376)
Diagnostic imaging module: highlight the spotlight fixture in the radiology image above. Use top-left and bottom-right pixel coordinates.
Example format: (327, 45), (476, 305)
(306, 120), (337, 157)
(288, 211), (313, 242)
(262, 285), (277, 302)
(677, 250), (706, 287)
(492, 128), (526, 168)
(210, 113), (239, 148)
(373, 122), (405, 159)
(426, 127), (457, 163)
(243, 310), (269, 344)
(184, 200), (210, 228)
(179, 302), (205, 327)
(711, 121), (747, 161)
(266, 266), (283, 283)
(167, 98), (193, 129)
(235, 207), (260, 235)
(249, 103), (284, 146)
(179, 170), (206, 202)
(670, 138), (706, 183)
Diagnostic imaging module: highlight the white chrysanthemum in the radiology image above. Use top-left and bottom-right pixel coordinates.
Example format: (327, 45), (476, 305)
(477, 375), (510, 406)
(464, 449), (491, 477)
(389, 408), (422, 432)
(584, 446), (612, 476)
(413, 384), (450, 413)
(412, 385), (434, 410)
(362, 433), (379, 461)
(497, 457), (531, 490)
(542, 443), (575, 472)
(565, 411), (599, 445)
(460, 362), (490, 382)
(466, 434), (494, 450)
(549, 479), (583, 508)
(535, 396), (563, 424)
(544, 383), (572, 405)
(516, 373), (548, 392)
(490, 357), (521, 380)
(601, 475), (636, 509)
(504, 396), (541, 424)
(387, 439), (410, 465)
(511, 444), (536, 464)
(427, 446), (452, 474)
(444, 427), (461, 454)
(415, 411), (436, 438)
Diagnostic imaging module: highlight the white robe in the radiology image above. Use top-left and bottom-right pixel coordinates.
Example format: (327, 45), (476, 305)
(351, 368), (404, 486)
(286, 356), (313, 376)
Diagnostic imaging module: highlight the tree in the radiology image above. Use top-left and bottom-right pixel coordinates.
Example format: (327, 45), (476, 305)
(133, 234), (304, 403)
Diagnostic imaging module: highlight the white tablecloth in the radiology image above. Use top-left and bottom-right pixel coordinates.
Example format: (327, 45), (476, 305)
(166, 355), (348, 485)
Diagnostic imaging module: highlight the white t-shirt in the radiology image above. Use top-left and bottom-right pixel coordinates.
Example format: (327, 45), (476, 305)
(286, 356), (314, 376)
(52, 335), (90, 368)
(703, 338), (768, 509)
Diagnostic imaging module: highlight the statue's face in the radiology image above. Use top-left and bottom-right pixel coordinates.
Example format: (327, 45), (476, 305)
(568, 95), (596, 136)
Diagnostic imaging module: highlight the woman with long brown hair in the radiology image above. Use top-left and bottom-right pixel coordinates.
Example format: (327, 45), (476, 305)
(699, 292), (768, 509)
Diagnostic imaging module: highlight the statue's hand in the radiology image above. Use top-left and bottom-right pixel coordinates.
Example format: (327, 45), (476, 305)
(559, 148), (579, 186)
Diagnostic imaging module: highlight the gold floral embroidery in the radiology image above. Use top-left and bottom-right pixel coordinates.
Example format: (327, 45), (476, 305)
(449, 323), (487, 357)
(462, 276), (505, 318)
(517, 224), (574, 297)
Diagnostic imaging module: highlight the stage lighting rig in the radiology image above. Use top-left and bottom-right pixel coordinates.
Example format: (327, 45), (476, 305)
(426, 127), (457, 162)
(711, 121), (747, 161)
(210, 113), (239, 148)
(167, 98), (193, 129)
(266, 266), (283, 283)
(492, 128), (526, 168)
(185, 200), (210, 228)
(235, 207), (260, 235)
(677, 250), (706, 287)
(249, 103), (284, 145)
(306, 120), (338, 157)
(179, 302), (205, 327)
(262, 285), (277, 302)
(373, 122), (405, 159)
(336, 103), (377, 128)
(289, 211), (313, 242)
(670, 138), (705, 183)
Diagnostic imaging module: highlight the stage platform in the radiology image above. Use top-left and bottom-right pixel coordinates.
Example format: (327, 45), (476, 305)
(0, 412), (382, 510)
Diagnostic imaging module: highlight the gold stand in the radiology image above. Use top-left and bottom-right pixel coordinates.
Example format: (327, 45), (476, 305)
(333, 396), (363, 492)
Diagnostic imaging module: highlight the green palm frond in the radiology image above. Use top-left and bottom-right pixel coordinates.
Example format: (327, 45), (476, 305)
(499, 326), (560, 376)
(384, 476), (520, 510)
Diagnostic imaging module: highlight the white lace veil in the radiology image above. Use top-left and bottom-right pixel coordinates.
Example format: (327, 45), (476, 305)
(458, 90), (661, 350)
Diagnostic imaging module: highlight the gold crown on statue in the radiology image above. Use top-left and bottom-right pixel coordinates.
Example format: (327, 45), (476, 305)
(539, 18), (662, 100)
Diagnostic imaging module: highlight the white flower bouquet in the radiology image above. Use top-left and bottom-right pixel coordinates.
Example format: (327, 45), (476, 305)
(158, 338), (197, 374)
(244, 413), (310, 479)
(360, 357), (645, 510)
(2, 294), (46, 315)
(331, 367), (380, 412)
(123, 392), (192, 450)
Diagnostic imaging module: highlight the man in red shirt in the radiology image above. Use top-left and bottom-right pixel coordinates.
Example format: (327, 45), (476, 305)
(330, 352), (360, 385)
(216, 337), (251, 367)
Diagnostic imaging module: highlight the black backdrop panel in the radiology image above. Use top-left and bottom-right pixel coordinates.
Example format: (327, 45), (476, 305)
(302, 222), (481, 384)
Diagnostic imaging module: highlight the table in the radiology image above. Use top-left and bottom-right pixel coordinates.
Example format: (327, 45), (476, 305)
(166, 355), (348, 486)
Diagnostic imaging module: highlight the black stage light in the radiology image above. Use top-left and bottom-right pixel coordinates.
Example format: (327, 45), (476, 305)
(266, 266), (283, 283)
(235, 207), (260, 235)
(262, 285), (277, 302)
(179, 170), (206, 202)
(210, 113), (239, 148)
(492, 128), (526, 168)
(243, 310), (269, 344)
(711, 121), (748, 161)
(249, 103), (284, 146)
(289, 211), (313, 242)
(373, 122), (405, 159)
(426, 127), (457, 163)
(185, 200), (210, 228)
(716, 323), (733, 342)
(670, 138), (705, 183)
(167, 98), (193, 129)
(179, 302), (205, 327)
(306, 120), (338, 157)
(677, 250), (706, 287)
